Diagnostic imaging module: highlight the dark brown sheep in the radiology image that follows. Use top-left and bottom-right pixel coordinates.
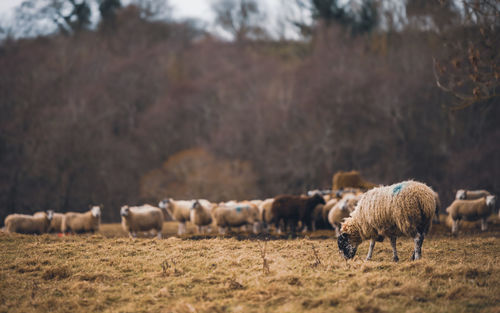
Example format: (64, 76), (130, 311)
(270, 194), (326, 233)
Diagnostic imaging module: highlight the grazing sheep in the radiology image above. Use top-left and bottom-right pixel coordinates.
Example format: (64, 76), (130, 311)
(212, 201), (260, 234)
(270, 194), (326, 233)
(322, 198), (339, 225)
(328, 194), (361, 237)
(446, 195), (497, 234)
(311, 202), (325, 231)
(4, 211), (54, 234)
(190, 200), (213, 234)
(158, 198), (212, 235)
(35, 211), (64, 233)
(260, 198), (275, 232)
(332, 171), (378, 191)
(455, 189), (492, 200)
(121, 205), (164, 239)
(62, 206), (101, 234)
(338, 180), (436, 262)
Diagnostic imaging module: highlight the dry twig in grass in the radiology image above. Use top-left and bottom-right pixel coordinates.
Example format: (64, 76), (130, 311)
(310, 243), (322, 268)
(161, 258), (181, 276)
(257, 240), (270, 275)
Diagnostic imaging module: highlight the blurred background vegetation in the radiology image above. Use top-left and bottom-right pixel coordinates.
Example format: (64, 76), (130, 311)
(0, 0), (498, 222)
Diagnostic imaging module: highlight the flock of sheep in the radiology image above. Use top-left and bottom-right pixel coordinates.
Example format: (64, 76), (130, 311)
(2, 171), (498, 262)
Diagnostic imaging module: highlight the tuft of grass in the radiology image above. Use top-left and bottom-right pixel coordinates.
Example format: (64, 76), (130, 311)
(42, 266), (71, 280)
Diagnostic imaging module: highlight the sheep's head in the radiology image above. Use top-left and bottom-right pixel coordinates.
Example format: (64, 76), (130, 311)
(46, 210), (54, 221)
(192, 201), (201, 211)
(337, 219), (362, 260)
(158, 198), (171, 209)
(120, 206), (130, 217)
(91, 206), (101, 218)
(310, 194), (326, 207)
(456, 189), (466, 200)
(486, 195), (496, 210)
(338, 233), (358, 259)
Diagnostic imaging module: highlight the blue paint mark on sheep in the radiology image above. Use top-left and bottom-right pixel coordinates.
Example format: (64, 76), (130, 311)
(235, 206), (249, 212)
(392, 184), (404, 195)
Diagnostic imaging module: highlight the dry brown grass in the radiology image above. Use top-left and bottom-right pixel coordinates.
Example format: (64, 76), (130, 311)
(1, 218), (499, 313)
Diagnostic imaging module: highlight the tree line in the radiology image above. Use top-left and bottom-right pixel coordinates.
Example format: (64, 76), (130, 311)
(0, 0), (498, 222)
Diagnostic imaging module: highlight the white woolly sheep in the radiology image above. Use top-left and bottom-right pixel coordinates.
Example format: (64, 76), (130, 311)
(259, 198), (275, 232)
(35, 211), (64, 233)
(456, 189), (492, 200)
(61, 206), (101, 234)
(190, 200), (213, 234)
(338, 180), (436, 262)
(310, 202), (324, 232)
(213, 201), (260, 234)
(158, 198), (213, 235)
(446, 195), (497, 234)
(120, 204), (164, 239)
(4, 211), (54, 234)
(328, 194), (361, 237)
(321, 198), (339, 225)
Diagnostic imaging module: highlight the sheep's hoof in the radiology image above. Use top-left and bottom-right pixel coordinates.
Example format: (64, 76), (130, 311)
(365, 257), (372, 261)
(393, 256), (399, 262)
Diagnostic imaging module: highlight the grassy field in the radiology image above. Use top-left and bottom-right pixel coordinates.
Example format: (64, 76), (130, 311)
(1, 218), (499, 313)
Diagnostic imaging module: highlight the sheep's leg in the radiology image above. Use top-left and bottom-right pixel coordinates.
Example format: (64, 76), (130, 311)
(253, 222), (259, 234)
(289, 219), (297, 234)
(129, 232), (137, 239)
(218, 226), (225, 234)
(157, 230), (162, 239)
(312, 220), (317, 232)
(390, 236), (399, 262)
(195, 225), (201, 234)
(261, 222), (268, 233)
(181, 222), (188, 235)
(301, 224), (308, 233)
(366, 239), (376, 261)
(411, 232), (425, 261)
(451, 219), (459, 235)
(276, 220), (282, 234)
(481, 218), (488, 231)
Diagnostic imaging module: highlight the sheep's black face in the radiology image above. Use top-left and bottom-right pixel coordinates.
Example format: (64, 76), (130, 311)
(338, 233), (357, 259)
(313, 194), (326, 205)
